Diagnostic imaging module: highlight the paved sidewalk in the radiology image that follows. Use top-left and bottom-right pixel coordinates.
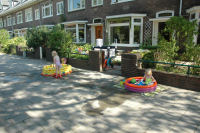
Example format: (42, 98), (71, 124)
(0, 53), (200, 133)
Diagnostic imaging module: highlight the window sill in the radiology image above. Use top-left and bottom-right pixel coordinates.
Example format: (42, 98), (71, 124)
(56, 13), (64, 16)
(25, 20), (33, 22)
(111, 0), (134, 4)
(92, 4), (103, 7)
(68, 8), (85, 13)
(42, 15), (53, 19)
(110, 43), (140, 47)
(35, 18), (40, 20)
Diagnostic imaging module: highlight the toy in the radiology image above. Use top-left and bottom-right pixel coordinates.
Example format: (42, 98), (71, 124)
(124, 77), (157, 93)
(41, 64), (72, 77)
(130, 78), (137, 84)
(120, 80), (125, 86)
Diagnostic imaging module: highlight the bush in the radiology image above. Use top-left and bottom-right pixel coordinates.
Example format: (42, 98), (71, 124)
(142, 51), (156, 69)
(0, 29), (10, 52)
(47, 25), (74, 58)
(26, 27), (49, 49)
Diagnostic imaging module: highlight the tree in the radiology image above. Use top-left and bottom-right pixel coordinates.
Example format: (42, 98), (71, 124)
(26, 26), (49, 49)
(165, 16), (197, 55)
(47, 24), (74, 58)
(0, 29), (10, 51)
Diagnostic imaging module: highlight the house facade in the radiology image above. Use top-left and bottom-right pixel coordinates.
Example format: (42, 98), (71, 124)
(0, 0), (200, 48)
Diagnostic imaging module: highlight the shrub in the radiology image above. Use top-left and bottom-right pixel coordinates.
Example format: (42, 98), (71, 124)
(0, 29), (10, 52)
(142, 51), (156, 69)
(47, 25), (74, 58)
(26, 27), (49, 49)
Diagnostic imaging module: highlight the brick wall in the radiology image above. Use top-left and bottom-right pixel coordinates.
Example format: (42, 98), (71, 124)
(121, 53), (200, 91)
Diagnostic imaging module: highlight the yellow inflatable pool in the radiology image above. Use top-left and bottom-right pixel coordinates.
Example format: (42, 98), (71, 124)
(41, 64), (72, 76)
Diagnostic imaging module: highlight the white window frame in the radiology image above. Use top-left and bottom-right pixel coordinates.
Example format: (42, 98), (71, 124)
(7, 15), (12, 26)
(56, 1), (64, 15)
(92, 0), (103, 7)
(156, 10), (174, 18)
(35, 9), (40, 20)
(0, 18), (3, 28)
(17, 11), (23, 24)
(42, 2), (53, 18)
(68, 0), (85, 12)
(111, 0), (134, 4)
(108, 16), (143, 47)
(12, 16), (16, 25)
(66, 24), (86, 43)
(25, 8), (33, 22)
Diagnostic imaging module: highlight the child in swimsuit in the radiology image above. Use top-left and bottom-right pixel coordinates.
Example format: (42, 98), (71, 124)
(137, 69), (155, 85)
(52, 51), (62, 78)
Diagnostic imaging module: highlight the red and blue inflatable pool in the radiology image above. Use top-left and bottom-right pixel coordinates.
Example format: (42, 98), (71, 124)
(125, 77), (157, 93)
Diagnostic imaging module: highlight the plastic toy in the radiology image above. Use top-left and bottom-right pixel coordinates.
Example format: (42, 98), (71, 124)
(124, 77), (157, 93)
(120, 80), (125, 86)
(41, 64), (72, 77)
(130, 78), (137, 84)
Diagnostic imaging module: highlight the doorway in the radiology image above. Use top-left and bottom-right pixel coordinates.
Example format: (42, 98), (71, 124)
(158, 22), (169, 41)
(95, 26), (103, 39)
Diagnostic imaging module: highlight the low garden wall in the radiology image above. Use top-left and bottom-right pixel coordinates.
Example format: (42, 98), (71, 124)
(121, 53), (200, 91)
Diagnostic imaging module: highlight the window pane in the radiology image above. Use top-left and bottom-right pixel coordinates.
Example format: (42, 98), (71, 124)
(73, 0), (80, 9)
(134, 25), (141, 44)
(158, 13), (172, 17)
(110, 17), (130, 24)
(111, 26), (129, 44)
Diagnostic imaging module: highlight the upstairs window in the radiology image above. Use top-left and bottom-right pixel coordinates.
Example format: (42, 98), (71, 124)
(92, 0), (103, 7)
(111, 0), (134, 4)
(35, 9), (40, 20)
(25, 8), (33, 22)
(7, 16), (12, 26)
(0, 18), (3, 28)
(156, 10), (174, 18)
(68, 0), (85, 12)
(42, 2), (53, 18)
(56, 1), (64, 15)
(17, 11), (23, 24)
(13, 16), (16, 25)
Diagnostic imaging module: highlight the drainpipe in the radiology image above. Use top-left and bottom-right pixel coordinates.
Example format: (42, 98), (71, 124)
(179, 0), (183, 16)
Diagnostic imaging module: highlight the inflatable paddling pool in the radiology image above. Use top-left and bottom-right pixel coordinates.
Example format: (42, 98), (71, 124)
(125, 77), (157, 93)
(41, 64), (72, 77)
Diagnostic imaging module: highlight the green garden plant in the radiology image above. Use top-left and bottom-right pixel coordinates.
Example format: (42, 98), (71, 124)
(26, 26), (49, 49)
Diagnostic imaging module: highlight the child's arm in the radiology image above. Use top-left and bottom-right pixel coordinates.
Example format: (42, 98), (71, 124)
(151, 76), (156, 82)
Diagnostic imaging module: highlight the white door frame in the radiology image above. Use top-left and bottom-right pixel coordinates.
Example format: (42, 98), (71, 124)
(150, 18), (170, 46)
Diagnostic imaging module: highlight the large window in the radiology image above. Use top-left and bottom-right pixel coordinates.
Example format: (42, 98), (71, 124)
(17, 11), (23, 24)
(68, 0), (85, 11)
(92, 0), (103, 7)
(66, 24), (86, 43)
(56, 1), (64, 15)
(0, 18), (3, 28)
(108, 17), (143, 45)
(35, 9), (40, 20)
(42, 2), (53, 18)
(111, 0), (134, 4)
(7, 16), (12, 26)
(25, 8), (33, 22)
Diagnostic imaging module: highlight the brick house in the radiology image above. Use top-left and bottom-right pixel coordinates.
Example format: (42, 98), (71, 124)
(0, 0), (200, 48)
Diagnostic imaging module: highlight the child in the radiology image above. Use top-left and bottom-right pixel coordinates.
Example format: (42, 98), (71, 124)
(52, 51), (62, 78)
(143, 69), (156, 85)
(137, 69), (155, 85)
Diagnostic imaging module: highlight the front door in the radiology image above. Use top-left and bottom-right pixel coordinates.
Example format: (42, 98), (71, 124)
(95, 26), (103, 39)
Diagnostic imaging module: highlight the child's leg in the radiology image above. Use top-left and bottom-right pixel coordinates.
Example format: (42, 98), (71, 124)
(56, 66), (58, 77)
